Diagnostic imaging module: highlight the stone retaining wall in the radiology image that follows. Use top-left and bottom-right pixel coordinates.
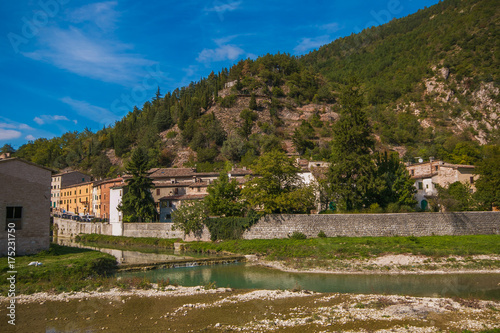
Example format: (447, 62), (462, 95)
(242, 212), (500, 239)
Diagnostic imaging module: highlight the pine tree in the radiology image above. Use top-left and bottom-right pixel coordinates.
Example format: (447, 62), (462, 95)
(326, 82), (381, 211)
(119, 147), (157, 222)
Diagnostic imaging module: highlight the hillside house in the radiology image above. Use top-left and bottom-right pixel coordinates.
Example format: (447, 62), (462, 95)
(406, 160), (478, 210)
(0, 158), (52, 255)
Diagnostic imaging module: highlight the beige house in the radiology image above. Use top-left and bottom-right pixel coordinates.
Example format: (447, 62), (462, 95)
(60, 182), (94, 216)
(0, 158), (52, 256)
(406, 160), (478, 210)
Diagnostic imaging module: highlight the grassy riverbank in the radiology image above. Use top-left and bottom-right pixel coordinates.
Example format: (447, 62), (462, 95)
(184, 235), (500, 259)
(0, 244), (117, 294)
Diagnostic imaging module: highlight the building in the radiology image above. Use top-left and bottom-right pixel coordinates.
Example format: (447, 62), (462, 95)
(0, 158), (52, 255)
(60, 181), (94, 216)
(92, 177), (123, 219)
(51, 171), (91, 213)
(152, 167), (251, 222)
(406, 160), (478, 210)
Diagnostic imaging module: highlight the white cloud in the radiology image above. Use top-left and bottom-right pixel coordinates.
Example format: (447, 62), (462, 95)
(33, 115), (72, 126)
(205, 1), (242, 13)
(34, 117), (44, 125)
(0, 129), (22, 141)
(294, 35), (331, 54)
(60, 97), (119, 125)
(197, 36), (246, 63)
(320, 23), (341, 33)
(23, 26), (155, 85)
(68, 1), (119, 32)
(25, 135), (36, 141)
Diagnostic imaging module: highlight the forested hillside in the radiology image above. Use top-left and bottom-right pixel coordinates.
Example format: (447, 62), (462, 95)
(6, 0), (498, 177)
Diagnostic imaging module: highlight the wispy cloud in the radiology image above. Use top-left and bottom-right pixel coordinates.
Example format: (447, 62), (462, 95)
(294, 35), (331, 54)
(33, 115), (73, 125)
(68, 1), (119, 32)
(205, 1), (242, 13)
(61, 97), (119, 125)
(319, 22), (341, 33)
(23, 26), (154, 85)
(0, 118), (35, 141)
(197, 36), (246, 63)
(20, 2), (155, 85)
(0, 129), (22, 141)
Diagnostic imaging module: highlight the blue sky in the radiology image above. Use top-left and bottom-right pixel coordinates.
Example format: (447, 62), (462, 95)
(0, 0), (440, 148)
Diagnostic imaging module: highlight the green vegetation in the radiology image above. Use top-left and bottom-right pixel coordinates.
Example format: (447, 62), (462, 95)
(0, 244), (116, 294)
(183, 235), (500, 260)
(119, 147), (157, 222)
(75, 234), (180, 249)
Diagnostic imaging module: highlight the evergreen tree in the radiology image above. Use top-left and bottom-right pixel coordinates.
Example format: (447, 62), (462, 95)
(375, 152), (417, 208)
(119, 147), (157, 222)
(326, 82), (381, 211)
(249, 93), (258, 110)
(474, 145), (500, 210)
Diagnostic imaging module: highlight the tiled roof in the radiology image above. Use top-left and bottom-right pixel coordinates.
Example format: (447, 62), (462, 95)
(159, 194), (207, 201)
(149, 168), (196, 178)
(229, 168), (252, 176)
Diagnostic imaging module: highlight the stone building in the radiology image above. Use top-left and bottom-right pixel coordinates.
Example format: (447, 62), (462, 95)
(406, 160), (478, 210)
(51, 171), (91, 213)
(0, 158), (52, 255)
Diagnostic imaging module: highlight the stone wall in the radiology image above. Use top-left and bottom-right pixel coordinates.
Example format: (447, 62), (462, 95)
(242, 212), (500, 239)
(54, 212), (500, 243)
(53, 218), (210, 241)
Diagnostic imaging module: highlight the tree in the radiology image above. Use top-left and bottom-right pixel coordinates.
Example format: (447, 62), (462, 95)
(292, 120), (315, 155)
(242, 150), (315, 213)
(326, 82), (381, 211)
(375, 152), (417, 208)
(204, 171), (245, 217)
(1, 144), (15, 155)
(91, 154), (112, 179)
(238, 109), (258, 139)
(249, 93), (258, 110)
(119, 147), (157, 222)
(435, 181), (475, 211)
(474, 145), (500, 210)
(172, 200), (208, 237)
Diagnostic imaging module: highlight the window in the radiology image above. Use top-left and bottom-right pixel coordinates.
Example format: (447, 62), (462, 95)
(166, 214), (171, 220)
(411, 170), (415, 176)
(426, 184), (429, 189)
(470, 177), (474, 184)
(6, 206), (22, 230)
(156, 189), (160, 195)
(418, 182), (423, 190)
(435, 166), (438, 171)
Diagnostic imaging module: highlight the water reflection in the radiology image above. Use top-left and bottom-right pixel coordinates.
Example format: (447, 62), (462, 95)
(118, 263), (500, 300)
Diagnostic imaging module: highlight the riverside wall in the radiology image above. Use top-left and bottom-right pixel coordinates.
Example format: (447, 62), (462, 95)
(53, 218), (210, 241)
(54, 212), (500, 242)
(242, 212), (500, 239)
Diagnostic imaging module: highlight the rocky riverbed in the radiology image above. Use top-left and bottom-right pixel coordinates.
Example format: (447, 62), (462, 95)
(1, 285), (499, 332)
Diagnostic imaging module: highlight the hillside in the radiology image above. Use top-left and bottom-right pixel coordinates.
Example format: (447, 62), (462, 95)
(11, 0), (499, 176)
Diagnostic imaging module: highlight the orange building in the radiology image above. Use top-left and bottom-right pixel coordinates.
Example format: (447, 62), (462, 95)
(93, 177), (123, 219)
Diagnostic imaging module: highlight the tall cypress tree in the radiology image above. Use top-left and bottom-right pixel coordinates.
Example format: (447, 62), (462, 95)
(326, 82), (381, 211)
(119, 147), (157, 222)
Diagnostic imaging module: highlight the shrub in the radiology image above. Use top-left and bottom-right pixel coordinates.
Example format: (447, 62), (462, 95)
(289, 231), (307, 240)
(317, 230), (327, 238)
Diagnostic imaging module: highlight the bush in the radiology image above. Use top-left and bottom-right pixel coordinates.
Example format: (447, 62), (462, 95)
(289, 231), (307, 240)
(317, 230), (327, 238)
(205, 211), (261, 241)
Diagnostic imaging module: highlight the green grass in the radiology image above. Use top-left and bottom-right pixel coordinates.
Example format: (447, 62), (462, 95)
(75, 234), (180, 250)
(182, 235), (500, 260)
(0, 244), (117, 294)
